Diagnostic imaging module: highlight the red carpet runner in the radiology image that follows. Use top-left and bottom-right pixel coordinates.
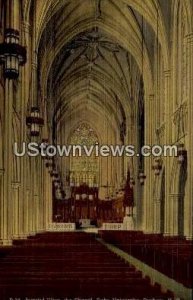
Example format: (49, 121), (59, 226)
(0, 232), (173, 299)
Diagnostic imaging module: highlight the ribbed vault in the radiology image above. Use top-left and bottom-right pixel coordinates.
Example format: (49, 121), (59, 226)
(32, 0), (159, 191)
(22, 0), (192, 195)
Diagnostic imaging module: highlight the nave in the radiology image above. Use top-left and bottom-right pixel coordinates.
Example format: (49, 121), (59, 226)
(0, 232), (175, 300)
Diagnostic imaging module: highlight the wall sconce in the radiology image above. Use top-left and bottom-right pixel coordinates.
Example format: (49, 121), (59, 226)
(0, 29), (26, 79)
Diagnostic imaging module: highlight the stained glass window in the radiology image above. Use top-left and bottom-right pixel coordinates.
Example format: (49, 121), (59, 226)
(69, 123), (99, 186)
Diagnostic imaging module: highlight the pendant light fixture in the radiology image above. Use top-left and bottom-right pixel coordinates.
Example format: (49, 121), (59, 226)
(26, 107), (44, 137)
(138, 171), (146, 185)
(177, 143), (186, 163)
(0, 2), (26, 78)
(129, 159), (135, 188)
(129, 176), (135, 188)
(0, 29), (26, 79)
(26, 3), (44, 137)
(50, 169), (59, 178)
(45, 157), (52, 169)
(152, 157), (162, 175)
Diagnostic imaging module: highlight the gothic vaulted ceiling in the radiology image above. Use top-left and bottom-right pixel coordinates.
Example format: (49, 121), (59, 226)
(34, 0), (166, 143)
(22, 0), (192, 145)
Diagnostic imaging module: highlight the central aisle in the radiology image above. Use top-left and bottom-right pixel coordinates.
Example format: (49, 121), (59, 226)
(0, 232), (172, 299)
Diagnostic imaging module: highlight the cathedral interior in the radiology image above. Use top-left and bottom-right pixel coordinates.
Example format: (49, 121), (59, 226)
(0, 0), (193, 299)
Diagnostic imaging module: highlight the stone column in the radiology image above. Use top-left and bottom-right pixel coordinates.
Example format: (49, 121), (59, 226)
(31, 155), (39, 234)
(19, 21), (31, 238)
(34, 194), (40, 231)
(37, 159), (44, 233)
(49, 175), (53, 226)
(12, 182), (21, 239)
(0, 169), (5, 244)
(143, 94), (154, 233)
(37, 154), (44, 232)
(153, 199), (161, 233)
(26, 179), (35, 236)
(45, 170), (52, 229)
(34, 157), (42, 233)
(30, 54), (39, 235)
(169, 193), (179, 236)
(39, 159), (45, 232)
(43, 162), (52, 230)
(0, 0), (26, 245)
(163, 70), (172, 236)
(184, 33), (193, 240)
(42, 164), (46, 230)
(1, 79), (14, 245)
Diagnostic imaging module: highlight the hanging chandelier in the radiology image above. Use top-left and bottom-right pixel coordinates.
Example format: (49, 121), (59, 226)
(45, 157), (53, 171)
(53, 179), (60, 186)
(0, 29), (26, 79)
(177, 143), (186, 163)
(152, 158), (162, 175)
(129, 176), (135, 188)
(138, 171), (146, 185)
(50, 169), (59, 179)
(26, 107), (44, 137)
